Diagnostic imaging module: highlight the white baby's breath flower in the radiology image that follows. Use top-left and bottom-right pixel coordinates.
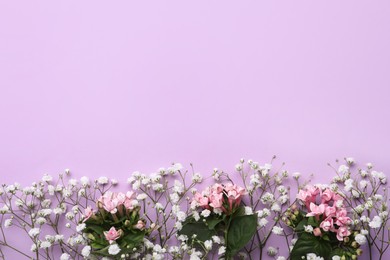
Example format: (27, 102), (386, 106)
(80, 176), (90, 187)
(176, 211), (186, 222)
(338, 165), (349, 174)
(244, 206), (253, 215)
(272, 226), (284, 235)
(68, 178), (78, 186)
(97, 176), (109, 185)
(345, 157), (355, 165)
(267, 246), (278, 257)
(108, 244), (121, 255)
(76, 223), (86, 232)
(136, 193), (147, 200)
(271, 203), (281, 212)
(355, 234), (367, 245)
(258, 218), (268, 227)
(304, 225), (313, 233)
(81, 245), (91, 257)
(369, 216), (382, 229)
(192, 173), (203, 183)
(35, 217), (46, 225)
(201, 209), (211, 218)
(28, 228), (40, 238)
(218, 246), (226, 255)
(292, 172), (301, 180)
(4, 219), (12, 228)
(0, 205), (9, 214)
(170, 193), (180, 204)
(277, 257), (286, 260)
(40, 241), (51, 249)
(60, 253), (70, 260)
(155, 203), (164, 211)
(31, 244), (38, 252)
(42, 174), (53, 183)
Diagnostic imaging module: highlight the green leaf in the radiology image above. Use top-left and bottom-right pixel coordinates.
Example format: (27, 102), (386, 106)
(179, 220), (216, 243)
(307, 216), (319, 227)
(290, 233), (332, 260)
(226, 214), (257, 257)
(205, 216), (224, 230)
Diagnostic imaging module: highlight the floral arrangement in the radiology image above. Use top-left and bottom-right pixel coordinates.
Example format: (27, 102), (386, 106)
(0, 158), (388, 260)
(80, 191), (146, 258)
(179, 183), (257, 259)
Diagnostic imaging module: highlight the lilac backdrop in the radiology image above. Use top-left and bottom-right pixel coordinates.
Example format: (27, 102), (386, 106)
(1, 1), (390, 259)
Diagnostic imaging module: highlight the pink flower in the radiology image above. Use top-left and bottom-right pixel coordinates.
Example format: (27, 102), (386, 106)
(320, 217), (334, 232)
(104, 227), (122, 244)
(114, 192), (126, 205)
(123, 191), (137, 210)
(224, 183), (246, 209)
(209, 192), (223, 209)
(324, 205), (337, 217)
(321, 189), (334, 203)
(134, 220), (145, 230)
(193, 192), (210, 209)
(313, 227), (322, 237)
(336, 226), (351, 241)
(82, 206), (95, 222)
(306, 203), (325, 217)
(98, 192), (119, 214)
(335, 209), (352, 226)
(210, 183), (224, 194)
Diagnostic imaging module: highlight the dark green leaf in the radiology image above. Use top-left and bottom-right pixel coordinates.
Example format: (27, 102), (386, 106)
(290, 233), (332, 260)
(179, 220), (216, 243)
(226, 214), (257, 257)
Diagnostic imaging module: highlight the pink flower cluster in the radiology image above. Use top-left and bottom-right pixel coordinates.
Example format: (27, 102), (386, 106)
(192, 183), (246, 215)
(297, 185), (352, 241)
(97, 191), (138, 214)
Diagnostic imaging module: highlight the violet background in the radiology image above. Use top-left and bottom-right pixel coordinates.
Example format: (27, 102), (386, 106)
(0, 1), (389, 259)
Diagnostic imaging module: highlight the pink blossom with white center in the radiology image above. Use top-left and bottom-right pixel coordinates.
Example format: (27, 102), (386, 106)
(193, 192), (210, 209)
(321, 189), (334, 203)
(335, 209), (352, 226)
(209, 192), (223, 210)
(320, 217), (334, 232)
(82, 206), (95, 222)
(336, 226), (351, 241)
(104, 227), (122, 244)
(324, 205), (337, 217)
(306, 203), (325, 217)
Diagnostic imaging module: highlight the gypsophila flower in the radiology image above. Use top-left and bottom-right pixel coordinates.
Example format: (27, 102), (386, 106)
(355, 234), (367, 245)
(42, 174), (53, 183)
(267, 246), (278, 256)
(272, 226), (284, 235)
(369, 216), (382, 229)
(244, 206), (253, 215)
(40, 241), (51, 249)
(76, 223), (86, 232)
(108, 244), (121, 255)
(201, 209), (211, 218)
(97, 176), (109, 185)
(28, 228), (40, 238)
(60, 253), (70, 260)
(292, 172), (301, 179)
(4, 219), (12, 228)
(204, 240), (213, 251)
(81, 245), (91, 257)
(218, 246), (226, 255)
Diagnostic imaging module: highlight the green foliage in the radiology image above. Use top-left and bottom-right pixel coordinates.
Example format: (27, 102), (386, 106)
(180, 209), (257, 258)
(290, 232), (332, 260)
(226, 214), (257, 257)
